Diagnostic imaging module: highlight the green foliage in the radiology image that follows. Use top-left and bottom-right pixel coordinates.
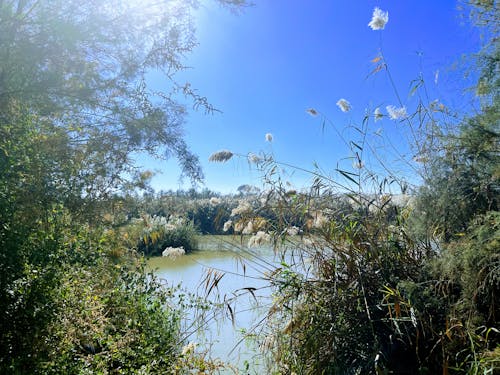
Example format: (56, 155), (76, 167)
(127, 215), (199, 256)
(413, 102), (499, 242)
(248, 145), (498, 374)
(42, 253), (182, 374)
(435, 211), (499, 324)
(0, 206), (185, 374)
(396, 212), (499, 373)
(0, 0), (229, 184)
(186, 201), (233, 235)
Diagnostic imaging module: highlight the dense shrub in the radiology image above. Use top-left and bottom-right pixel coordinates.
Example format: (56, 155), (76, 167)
(128, 215), (199, 256)
(0, 208), (187, 374)
(399, 211), (500, 373)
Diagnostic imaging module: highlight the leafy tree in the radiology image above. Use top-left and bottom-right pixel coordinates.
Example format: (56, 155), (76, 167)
(0, 0), (248, 201)
(415, 103), (499, 241)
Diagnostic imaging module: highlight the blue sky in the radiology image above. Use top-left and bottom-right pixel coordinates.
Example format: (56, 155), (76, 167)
(142, 0), (481, 194)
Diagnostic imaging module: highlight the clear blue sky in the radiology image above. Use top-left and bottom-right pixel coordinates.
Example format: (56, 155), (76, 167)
(141, 0), (481, 194)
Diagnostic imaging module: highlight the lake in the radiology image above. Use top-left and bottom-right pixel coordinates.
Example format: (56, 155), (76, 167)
(147, 235), (281, 372)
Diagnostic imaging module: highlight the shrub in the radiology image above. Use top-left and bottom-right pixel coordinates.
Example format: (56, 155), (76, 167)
(406, 212), (499, 373)
(0, 208), (187, 374)
(128, 215), (199, 256)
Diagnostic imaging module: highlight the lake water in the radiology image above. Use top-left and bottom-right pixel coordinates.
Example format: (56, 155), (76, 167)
(147, 235), (280, 372)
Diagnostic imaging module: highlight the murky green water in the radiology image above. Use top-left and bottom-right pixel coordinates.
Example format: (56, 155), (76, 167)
(147, 236), (277, 372)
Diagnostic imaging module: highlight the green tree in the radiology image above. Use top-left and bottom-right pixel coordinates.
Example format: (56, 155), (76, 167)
(0, 0), (248, 199)
(415, 103), (499, 241)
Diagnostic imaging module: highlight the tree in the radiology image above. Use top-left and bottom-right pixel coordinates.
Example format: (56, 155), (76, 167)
(0, 0), (247, 202)
(414, 1), (499, 241)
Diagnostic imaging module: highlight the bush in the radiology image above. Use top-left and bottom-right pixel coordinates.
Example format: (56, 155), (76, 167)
(128, 215), (199, 256)
(390, 212), (499, 374)
(41, 256), (183, 374)
(0, 208), (188, 374)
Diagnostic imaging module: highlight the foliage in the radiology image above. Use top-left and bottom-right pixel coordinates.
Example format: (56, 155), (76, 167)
(186, 200), (233, 235)
(0, 206), (181, 373)
(413, 0), (499, 241)
(413, 96), (499, 242)
(241, 125), (498, 373)
(398, 212), (499, 374)
(126, 214), (199, 256)
(436, 211), (500, 326)
(253, 193), (424, 374)
(0, 206), (228, 374)
(1, 0), (498, 373)
(48, 221), (183, 373)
